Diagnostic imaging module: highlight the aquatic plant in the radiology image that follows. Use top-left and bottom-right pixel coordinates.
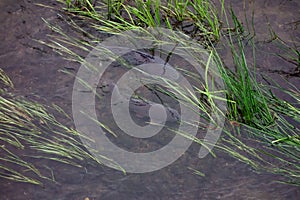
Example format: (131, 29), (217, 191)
(35, 0), (300, 185)
(0, 69), (123, 185)
(55, 0), (221, 43)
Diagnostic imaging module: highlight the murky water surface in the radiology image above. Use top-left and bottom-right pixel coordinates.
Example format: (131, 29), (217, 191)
(0, 0), (299, 199)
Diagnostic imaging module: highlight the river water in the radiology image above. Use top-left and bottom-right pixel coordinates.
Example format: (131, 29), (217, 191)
(0, 0), (299, 199)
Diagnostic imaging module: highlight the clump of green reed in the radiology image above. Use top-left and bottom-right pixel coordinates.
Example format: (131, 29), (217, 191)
(210, 8), (300, 184)
(0, 69), (123, 185)
(213, 45), (300, 184)
(63, 0), (95, 11)
(0, 69), (14, 94)
(44, 0), (300, 185)
(56, 0), (99, 19)
(215, 38), (275, 127)
(57, 0), (222, 43)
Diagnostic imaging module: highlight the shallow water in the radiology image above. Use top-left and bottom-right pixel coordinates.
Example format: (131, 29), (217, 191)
(215, 0), (300, 88)
(0, 0), (299, 199)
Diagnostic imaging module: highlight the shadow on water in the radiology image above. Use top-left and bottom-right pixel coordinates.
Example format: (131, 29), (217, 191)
(0, 0), (299, 199)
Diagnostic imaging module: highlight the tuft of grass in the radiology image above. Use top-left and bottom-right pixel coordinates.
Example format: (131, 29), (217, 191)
(215, 36), (275, 127)
(40, 0), (300, 185)
(0, 69), (124, 185)
(0, 68), (14, 92)
(56, 0), (222, 43)
(210, 7), (300, 184)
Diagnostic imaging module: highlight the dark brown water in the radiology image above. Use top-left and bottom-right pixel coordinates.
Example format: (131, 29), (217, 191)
(0, 0), (299, 199)
(215, 0), (300, 92)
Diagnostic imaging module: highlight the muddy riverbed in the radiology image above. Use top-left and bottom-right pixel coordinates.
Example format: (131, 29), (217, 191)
(0, 0), (299, 199)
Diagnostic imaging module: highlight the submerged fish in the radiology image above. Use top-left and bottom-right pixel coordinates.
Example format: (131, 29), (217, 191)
(103, 82), (180, 123)
(129, 97), (180, 123)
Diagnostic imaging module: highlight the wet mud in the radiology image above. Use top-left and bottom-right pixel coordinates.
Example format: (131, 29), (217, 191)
(0, 0), (299, 199)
